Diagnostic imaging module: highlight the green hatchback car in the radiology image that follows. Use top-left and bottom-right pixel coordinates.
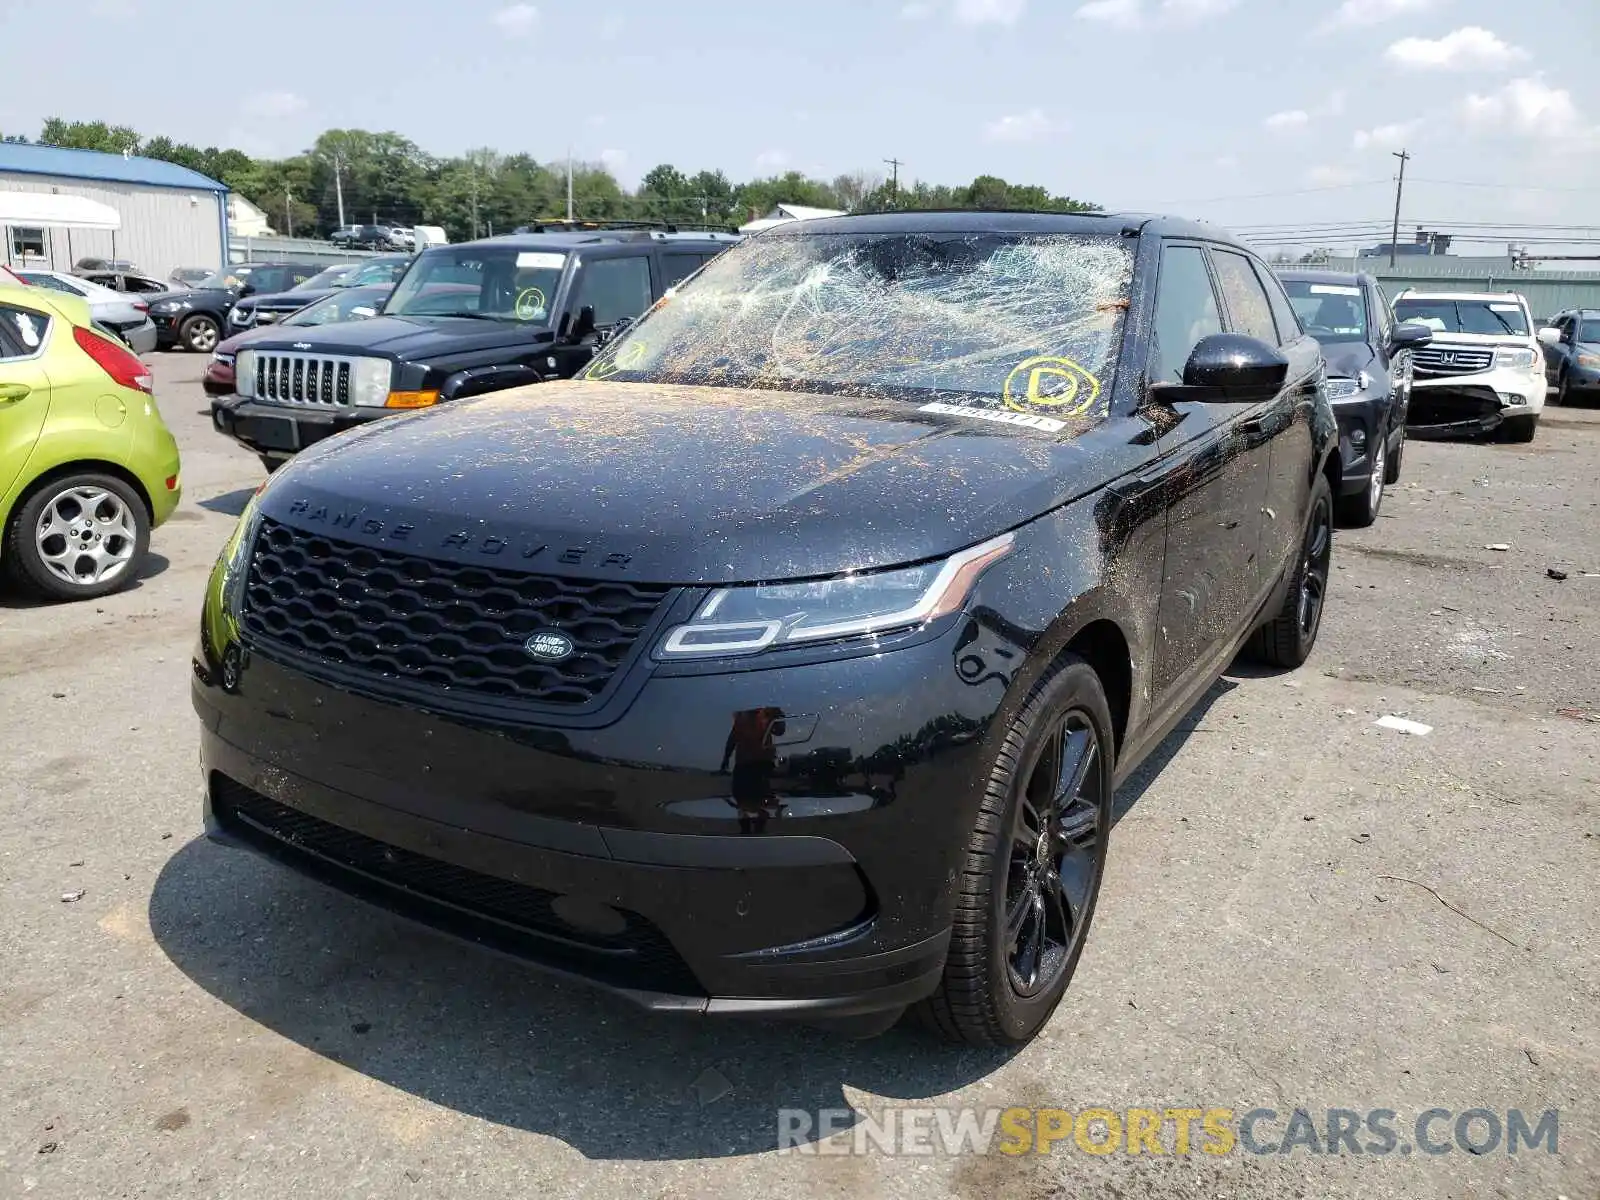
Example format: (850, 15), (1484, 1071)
(0, 284), (182, 600)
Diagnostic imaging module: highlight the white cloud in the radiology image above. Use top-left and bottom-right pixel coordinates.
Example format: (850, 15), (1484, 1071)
(1264, 109), (1311, 133)
(1460, 77), (1583, 139)
(1317, 0), (1442, 32)
(954, 0), (1026, 24)
(240, 91), (307, 119)
(1386, 26), (1527, 71)
(1073, 0), (1236, 29)
(491, 4), (538, 36)
(985, 109), (1053, 142)
(1307, 164), (1360, 186)
(1352, 120), (1419, 150)
(900, 1), (935, 17)
(755, 149), (790, 172)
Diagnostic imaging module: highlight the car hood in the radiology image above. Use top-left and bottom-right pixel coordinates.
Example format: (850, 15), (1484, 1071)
(246, 288), (334, 311)
(263, 379), (1138, 584)
(1320, 341), (1376, 379)
(216, 324), (289, 355)
(150, 286), (232, 304)
(242, 313), (548, 357)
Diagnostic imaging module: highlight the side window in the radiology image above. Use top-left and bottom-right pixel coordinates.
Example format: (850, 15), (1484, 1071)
(21, 274), (82, 297)
(572, 256), (654, 326)
(0, 305), (49, 358)
(1368, 284), (1392, 343)
(1255, 263), (1303, 346)
(1149, 244), (1223, 385)
(1212, 250), (1278, 343)
(660, 253), (706, 289)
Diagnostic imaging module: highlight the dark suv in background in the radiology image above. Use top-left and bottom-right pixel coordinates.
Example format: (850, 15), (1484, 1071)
(1539, 309), (1600, 405)
(228, 255), (413, 333)
(1277, 269), (1431, 526)
(148, 261), (322, 352)
(210, 227), (739, 468)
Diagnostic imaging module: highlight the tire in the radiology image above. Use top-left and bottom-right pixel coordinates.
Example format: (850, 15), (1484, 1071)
(1500, 414), (1538, 443)
(3, 472), (150, 601)
(1336, 438), (1384, 528)
(915, 656), (1115, 1047)
(180, 313), (220, 354)
(1384, 432), (1404, 484)
(1250, 473), (1332, 669)
(1554, 375), (1568, 407)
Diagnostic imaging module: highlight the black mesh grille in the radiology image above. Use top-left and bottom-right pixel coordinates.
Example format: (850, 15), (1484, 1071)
(212, 775), (702, 995)
(240, 518), (670, 708)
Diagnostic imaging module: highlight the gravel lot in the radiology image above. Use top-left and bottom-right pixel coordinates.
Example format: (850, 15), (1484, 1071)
(2, 354), (1596, 1199)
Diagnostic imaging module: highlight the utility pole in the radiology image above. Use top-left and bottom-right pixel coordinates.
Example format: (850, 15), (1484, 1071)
(469, 155), (479, 239)
(285, 187), (293, 238)
(1388, 148), (1409, 268)
(330, 151), (346, 230)
(566, 147), (575, 222)
(883, 156), (903, 200)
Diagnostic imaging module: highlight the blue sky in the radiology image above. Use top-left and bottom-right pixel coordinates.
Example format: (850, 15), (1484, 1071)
(3, 0), (1597, 250)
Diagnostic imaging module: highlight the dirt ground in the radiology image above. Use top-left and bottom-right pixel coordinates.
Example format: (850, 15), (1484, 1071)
(1, 354), (1595, 1198)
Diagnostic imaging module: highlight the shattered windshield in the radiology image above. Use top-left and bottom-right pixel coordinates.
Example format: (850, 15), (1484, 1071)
(1393, 298), (1529, 337)
(585, 231), (1133, 423)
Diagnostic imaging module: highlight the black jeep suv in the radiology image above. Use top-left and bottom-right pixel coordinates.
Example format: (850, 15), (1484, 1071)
(195, 211), (1338, 1045)
(209, 228), (737, 469)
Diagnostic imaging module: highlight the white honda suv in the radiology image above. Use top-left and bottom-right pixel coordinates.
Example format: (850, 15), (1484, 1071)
(1390, 290), (1546, 442)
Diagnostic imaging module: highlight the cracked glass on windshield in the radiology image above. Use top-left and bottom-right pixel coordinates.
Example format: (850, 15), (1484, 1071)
(585, 231), (1133, 420)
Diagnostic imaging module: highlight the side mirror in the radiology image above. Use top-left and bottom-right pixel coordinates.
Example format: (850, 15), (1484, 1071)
(1389, 321), (1433, 351)
(1178, 333), (1288, 403)
(1536, 327), (1562, 347)
(598, 315), (634, 346)
(566, 304), (597, 344)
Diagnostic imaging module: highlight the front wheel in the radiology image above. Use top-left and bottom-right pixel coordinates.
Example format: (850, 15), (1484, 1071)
(1250, 473), (1333, 669)
(1500, 414), (1538, 443)
(1384, 431), (1404, 484)
(3, 472), (149, 601)
(1336, 439), (1385, 528)
(915, 657), (1114, 1046)
(180, 313), (220, 353)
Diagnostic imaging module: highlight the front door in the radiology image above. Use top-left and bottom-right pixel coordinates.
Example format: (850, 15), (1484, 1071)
(1146, 243), (1274, 706)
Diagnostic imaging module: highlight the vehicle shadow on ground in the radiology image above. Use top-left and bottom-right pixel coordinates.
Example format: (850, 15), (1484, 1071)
(0, 552), (170, 609)
(149, 838), (1017, 1160)
(199, 489), (256, 518)
(1112, 672), (1239, 823)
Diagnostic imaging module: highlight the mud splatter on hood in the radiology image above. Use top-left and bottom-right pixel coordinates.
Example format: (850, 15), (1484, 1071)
(263, 379), (1131, 585)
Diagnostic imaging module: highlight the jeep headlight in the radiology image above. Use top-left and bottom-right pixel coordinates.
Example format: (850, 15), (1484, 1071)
(235, 349), (257, 396)
(1496, 347), (1539, 371)
(351, 357), (394, 407)
(655, 533), (1014, 660)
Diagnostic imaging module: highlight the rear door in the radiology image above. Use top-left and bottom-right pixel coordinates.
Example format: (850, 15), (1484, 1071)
(1148, 242), (1274, 706)
(0, 302), (55, 499)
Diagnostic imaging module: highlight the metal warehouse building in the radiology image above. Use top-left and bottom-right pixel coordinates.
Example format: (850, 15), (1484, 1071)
(0, 143), (227, 280)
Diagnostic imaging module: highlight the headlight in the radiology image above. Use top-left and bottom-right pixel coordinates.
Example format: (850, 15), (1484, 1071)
(655, 533), (1015, 660)
(220, 485), (267, 612)
(351, 357), (394, 407)
(1325, 371), (1370, 401)
(1577, 353), (1600, 369)
(235, 349), (257, 396)
(1496, 347), (1539, 371)
(211, 352), (234, 365)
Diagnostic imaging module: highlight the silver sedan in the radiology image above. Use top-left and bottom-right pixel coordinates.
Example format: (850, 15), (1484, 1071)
(14, 269), (159, 354)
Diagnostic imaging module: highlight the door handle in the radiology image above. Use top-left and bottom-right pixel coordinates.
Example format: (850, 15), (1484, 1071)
(0, 382), (31, 404)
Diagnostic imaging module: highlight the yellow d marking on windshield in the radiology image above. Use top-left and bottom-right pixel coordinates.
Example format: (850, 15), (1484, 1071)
(514, 288), (547, 320)
(588, 339), (650, 379)
(1003, 356), (1101, 417)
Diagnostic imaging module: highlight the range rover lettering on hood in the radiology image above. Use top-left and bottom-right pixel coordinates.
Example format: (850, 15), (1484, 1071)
(284, 498), (635, 569)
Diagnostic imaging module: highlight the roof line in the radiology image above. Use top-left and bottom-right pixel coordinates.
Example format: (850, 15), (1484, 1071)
(0, 158), (229, 192)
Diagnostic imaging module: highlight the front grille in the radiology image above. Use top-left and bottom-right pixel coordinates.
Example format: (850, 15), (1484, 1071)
(240, 518), (671, 709)
(211, 775), (703, 995)
(254, 352), (354, 406)
(1413, 346), (1495, 376)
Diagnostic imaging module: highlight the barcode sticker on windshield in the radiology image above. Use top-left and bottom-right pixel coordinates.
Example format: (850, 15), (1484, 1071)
(920, 402), (1067, 433)
(1309, 285), (1361, 296)
(1489, 303), (1521, 312)
(516, 252), (566, 270)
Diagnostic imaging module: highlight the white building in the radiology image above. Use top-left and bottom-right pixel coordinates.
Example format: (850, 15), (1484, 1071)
(228, 194), (276, 239)
(0, 142), (228, 279)
(738, 203), (846, 235)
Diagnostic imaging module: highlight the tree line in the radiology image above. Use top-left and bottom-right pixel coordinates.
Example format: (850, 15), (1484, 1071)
(5, 119), (1100, 241)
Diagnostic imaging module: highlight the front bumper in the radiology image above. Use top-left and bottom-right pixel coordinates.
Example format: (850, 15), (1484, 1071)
(1329, 394), (1395, 496)
(151, 310), (192, 346)
(1561, 362), (1600, 400)
(1409, 366), (1545, 435)
(191, 613), (1001, 1016)
(210, 395), (389, 460)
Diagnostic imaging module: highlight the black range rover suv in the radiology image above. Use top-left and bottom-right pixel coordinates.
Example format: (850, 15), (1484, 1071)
(210, 228), (739, 469)
(195, 211), (1339, 1045)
